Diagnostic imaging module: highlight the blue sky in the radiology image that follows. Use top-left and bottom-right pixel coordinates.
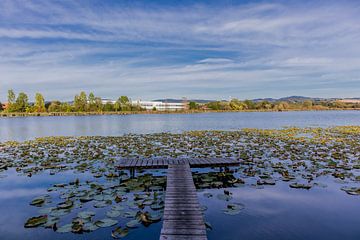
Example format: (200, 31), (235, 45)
(1, 0), (360, 101)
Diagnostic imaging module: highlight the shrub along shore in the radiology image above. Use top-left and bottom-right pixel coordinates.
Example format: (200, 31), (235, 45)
(1, 108), (359, 118)
(1, 89), (360, 117)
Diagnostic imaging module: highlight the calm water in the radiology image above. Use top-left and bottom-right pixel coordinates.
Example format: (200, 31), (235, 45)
(1, 111), (360, 142)
(1, 169), (359, 240)
(1, 111), (360, 240)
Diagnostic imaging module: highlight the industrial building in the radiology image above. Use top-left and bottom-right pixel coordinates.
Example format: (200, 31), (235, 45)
(131, 100), (186, 111)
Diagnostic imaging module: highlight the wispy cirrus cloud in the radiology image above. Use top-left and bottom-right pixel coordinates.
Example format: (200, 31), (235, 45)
(0, 0), (360, 101)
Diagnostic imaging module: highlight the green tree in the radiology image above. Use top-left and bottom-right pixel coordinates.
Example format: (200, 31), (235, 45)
(74, 91), (88, 112)
(229, 99), (246, 110)
(206, 101), (231, 110)
(95, 97), (103, 112)
(275, 101), (289, 111)
(7, 89), (16, 112)
(114, 101), (121, 111)
(189, 101), (198, 110)
(15, 92), (29, 112)
(61, 102), (72, 112)
(243, 100), (255, 109)
(332, 101), (346, 108)
(34, 93), (46, 112)
(256, 101), (273, 110)
(120, 96), (130, 104)
(48, 101), (62, 112)
(103, 102), (114, 111)
(88, 92), (96, 111)
(8, 89), (16, 104)
(303, 100), (313, 108)
(119, 96), (131, 111)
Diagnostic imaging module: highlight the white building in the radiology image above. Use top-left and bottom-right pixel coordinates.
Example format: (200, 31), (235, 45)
(101, 98), (116, 104)
(131, 100), (186, 111)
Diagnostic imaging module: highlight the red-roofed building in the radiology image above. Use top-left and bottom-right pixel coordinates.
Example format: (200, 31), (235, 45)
(1, 102), (9, 110)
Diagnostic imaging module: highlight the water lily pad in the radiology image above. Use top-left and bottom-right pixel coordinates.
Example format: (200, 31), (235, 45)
(148, 212), (162, 222)
(112, 205), (125, 211)
(341, 186), (360, 195)
(38, 207), (55, 215)
(289, 183), (312, 189)
(77, 211), (96, 219)
(49, 208), (71, 217)
(30, 196), (46, 207)
(56, 223), (73, 233)
(126, 219), (140, 228)
(95, 218), (118, 228)
(222, 202), (245, 215)
(57, 200), (73, 209)
(83, 222), (99, 232)
(111, 226), (129, 239)
(150, 202), (164, 210)
(123, 211), (138, 218)
(94, 200), (110, 208)
(106, 209), (122, 218)
(43, 216), (59, 228)
(24, 215), (48, 228)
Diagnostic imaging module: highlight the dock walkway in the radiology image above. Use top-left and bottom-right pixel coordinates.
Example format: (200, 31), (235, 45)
(117, 157), (238, 169)
(160, 164), (207, 240)
(117, 158), (239, 240)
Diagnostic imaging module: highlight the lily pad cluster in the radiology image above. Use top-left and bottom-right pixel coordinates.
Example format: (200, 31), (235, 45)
(1, 126), (359, 194)
(24, 171), (166, 238)
(1, 126), (360, 237)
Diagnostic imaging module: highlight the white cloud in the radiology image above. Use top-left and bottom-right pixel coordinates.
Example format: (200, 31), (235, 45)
(0, 1), (360, 100)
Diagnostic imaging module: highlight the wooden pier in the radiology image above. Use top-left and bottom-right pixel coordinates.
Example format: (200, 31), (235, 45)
(117, 158), (239, 240)
(160, 164), (207, 240)
(117, 157), (239, 169)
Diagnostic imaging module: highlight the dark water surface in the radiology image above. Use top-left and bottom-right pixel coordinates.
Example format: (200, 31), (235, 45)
(1, 168), (359, 240)
(1, 111), (360, 142)
(1, 111), (360, 239)
(200, 181), (360, 240)
(0, 169), (163, 240)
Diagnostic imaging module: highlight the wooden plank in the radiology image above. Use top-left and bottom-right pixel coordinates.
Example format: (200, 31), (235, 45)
(130, 160), (136, 167)
(162, 220), (205, 228)
(161, 228), (206, 235)
(118, 157), (239, 169)
(160, 163), (207, 240)
(141, 159), (147, 167)
(147, 159), (152, 167)
(160, 235), (207, 240)
(133, 159), (139, 167)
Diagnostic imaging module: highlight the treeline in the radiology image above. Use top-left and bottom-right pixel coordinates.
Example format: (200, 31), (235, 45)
(2, 90), (360, 114)
(189, 99), (360, 111)
(0, 90), (142, 113)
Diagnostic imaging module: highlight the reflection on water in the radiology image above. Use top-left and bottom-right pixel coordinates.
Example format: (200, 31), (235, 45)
(0, 169), (164, 240)
(1, 168), (360, 240)
(1, 112), (360, 239)
(199, 182), (360, 240)
(2, 111), (360, 142)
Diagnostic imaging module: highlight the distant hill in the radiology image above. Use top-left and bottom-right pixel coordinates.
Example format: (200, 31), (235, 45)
(155, 96), (326, 103)
(253, 96), (328, 103)
(151, 96), (360, 104)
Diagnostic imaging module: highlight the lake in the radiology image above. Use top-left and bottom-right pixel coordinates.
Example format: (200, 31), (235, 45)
(0, 111), (360, 240)
(1, 110), (360, 142)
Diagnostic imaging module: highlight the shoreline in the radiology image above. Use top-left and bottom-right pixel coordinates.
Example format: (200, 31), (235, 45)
(1, 108), (360, 118)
